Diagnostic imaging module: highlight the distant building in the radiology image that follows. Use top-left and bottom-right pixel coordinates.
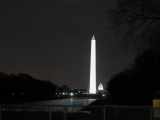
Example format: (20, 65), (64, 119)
(97, 82), (106, 97)
(55, 87), (88, 98)
(98, 82), (104, 91)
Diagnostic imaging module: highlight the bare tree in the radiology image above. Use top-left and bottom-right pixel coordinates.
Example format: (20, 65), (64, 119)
(107, 0), (160, 49)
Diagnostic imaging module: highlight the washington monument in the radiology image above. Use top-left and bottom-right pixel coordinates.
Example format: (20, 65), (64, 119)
(89, 35), (97, 94)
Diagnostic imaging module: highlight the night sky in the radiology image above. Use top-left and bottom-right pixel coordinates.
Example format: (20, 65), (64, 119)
(0, 0), (150, 89)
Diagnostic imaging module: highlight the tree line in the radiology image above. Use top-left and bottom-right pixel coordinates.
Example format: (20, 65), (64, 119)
(0, 72), (57, 103)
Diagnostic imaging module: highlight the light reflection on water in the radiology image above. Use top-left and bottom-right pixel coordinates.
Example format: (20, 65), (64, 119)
(2, 98), (96, 112)
(36, 98), (96, 106)
(32, 98), (96, 112)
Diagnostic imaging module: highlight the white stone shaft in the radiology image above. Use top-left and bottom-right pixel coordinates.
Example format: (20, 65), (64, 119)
(89, 35), (96, 94)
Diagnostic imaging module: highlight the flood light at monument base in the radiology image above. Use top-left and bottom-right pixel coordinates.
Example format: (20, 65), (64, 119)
(89, 35), (97, 94)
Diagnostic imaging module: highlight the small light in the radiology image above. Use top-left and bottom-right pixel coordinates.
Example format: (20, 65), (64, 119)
(102, 94), (106, 97)
(70, 92), (74, 96)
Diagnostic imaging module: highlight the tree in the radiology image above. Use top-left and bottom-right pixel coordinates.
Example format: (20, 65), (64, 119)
(107, 0), (160, 49)
(107, 49), (160, 105)
(0, 72), (58, 103)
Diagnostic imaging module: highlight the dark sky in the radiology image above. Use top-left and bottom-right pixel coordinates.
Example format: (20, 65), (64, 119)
(0, 0), (149, 89)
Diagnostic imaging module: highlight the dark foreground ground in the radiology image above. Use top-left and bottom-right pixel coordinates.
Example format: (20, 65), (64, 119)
(0, 107), (154, 120)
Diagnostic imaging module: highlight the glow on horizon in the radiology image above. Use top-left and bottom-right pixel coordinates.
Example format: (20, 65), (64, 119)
(89, 35), (96, 94)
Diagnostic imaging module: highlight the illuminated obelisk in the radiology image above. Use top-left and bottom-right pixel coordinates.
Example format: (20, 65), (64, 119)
(89, 35), (97, 94)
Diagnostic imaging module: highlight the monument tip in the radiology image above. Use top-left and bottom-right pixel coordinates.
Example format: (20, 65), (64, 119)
(92, 35), (96, 41)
